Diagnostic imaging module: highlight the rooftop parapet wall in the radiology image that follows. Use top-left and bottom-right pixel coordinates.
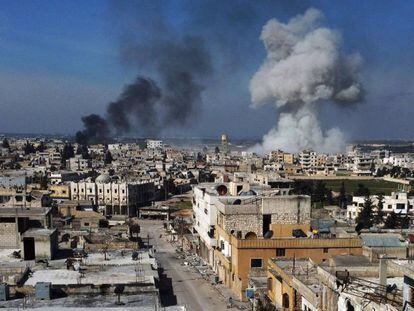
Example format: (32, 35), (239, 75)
(231, 237), (362, 249)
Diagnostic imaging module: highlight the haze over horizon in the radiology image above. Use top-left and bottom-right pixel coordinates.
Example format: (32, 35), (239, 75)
(1, 1), (414, 142)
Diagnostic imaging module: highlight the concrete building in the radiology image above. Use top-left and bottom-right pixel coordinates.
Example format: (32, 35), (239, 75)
(0, 207), (56, 260)
(49, 184), (70, 200)
(49, 171), (80, 185)
(299, 150), (317, 171)
(21, 228), (58, 260)
(146, 139), (163, 149)
(211, 194), (362, 299)
(192, 182), (258, 266)
(70, 175), (155, 216)
(266, 254), (405, 311)
(66, 155), (91, 171)
(347, 191), (414, 220)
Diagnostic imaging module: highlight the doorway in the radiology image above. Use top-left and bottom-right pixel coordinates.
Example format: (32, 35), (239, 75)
(23, 237), (35, 260)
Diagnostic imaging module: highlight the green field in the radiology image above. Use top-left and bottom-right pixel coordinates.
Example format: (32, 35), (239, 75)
(323, 179), (397, 195)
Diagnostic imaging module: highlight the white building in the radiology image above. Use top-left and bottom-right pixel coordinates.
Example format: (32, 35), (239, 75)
(347, 191), (414, 220)
(383, 155), (412, 168)
(192, 182), (254, 265)
(299, 150), (317, 170)
(146, 140), (163, 149)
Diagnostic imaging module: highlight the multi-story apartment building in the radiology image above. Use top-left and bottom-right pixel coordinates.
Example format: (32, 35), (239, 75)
(299, 150), (317, 170)
(66, 155), (91, 171)
(70, 175), (155, 216)
(212, 194), (362, 299)
(192, 182), (256, 266)
(146, 139), (163, 149)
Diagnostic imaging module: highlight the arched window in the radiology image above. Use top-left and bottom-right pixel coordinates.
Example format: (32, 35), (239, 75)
(346, 300), (355, 311)
(282, 293), (289, 308)
(245, 232), (257, 240)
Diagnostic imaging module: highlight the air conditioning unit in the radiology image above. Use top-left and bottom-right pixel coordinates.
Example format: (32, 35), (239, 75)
(0, 283), (9, 301)
(35, 282), (51, 300)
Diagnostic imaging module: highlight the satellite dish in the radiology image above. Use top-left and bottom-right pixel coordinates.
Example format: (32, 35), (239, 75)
(264, 230), (273, 239)
(216, 185), (228, 196)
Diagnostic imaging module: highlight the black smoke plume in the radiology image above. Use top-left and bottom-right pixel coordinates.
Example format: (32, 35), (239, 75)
(106, 77), (161, 135)
(75, 114), (109, 145)
(76, 38), (212, 145)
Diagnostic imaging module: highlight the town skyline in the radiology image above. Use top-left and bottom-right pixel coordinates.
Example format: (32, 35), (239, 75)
(1, 1), (414, 144)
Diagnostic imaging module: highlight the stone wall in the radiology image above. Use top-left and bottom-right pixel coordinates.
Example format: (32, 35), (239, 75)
(262, 196), (310, 225)
(0, 221), (18, 248)
(223, 212), (262, 239)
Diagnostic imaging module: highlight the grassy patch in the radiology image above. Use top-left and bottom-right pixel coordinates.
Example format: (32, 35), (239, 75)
(323, 179), (397, 195)
(169, 200), (193, 210)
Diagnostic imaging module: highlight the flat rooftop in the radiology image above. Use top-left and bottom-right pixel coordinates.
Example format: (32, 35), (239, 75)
(0, 207), (51, 217)
(24, 265), (156, 286)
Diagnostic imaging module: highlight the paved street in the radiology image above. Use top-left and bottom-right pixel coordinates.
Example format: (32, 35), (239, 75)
(139, 220), (243, 311)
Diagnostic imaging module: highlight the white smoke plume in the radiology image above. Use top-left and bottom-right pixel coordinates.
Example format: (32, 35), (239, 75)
(250, 8), (362, 154)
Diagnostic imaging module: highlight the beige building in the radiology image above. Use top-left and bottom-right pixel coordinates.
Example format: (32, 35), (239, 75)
(70, 174), (155, 216)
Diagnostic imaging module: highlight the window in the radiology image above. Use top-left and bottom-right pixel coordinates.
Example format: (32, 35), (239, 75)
(114, 189), (117, 194)
(396, 203), (405, 210)
(122, 189), (125, 194)
(84, 222), (90, 226)
(107, 189), (110, 194)
(89, 188), (92, 193)
(81, 189), (84, 193)
(250, 258), (263, 268)
(276, 248), (285, 257)
(267, 277), (273, 291)
(388, 205), (392, 209)
(204, 208), (208, 215)
(323, 248), (329, 253)
(99, 189), (102, 193)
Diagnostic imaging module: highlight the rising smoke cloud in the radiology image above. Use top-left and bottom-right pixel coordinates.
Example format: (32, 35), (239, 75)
(249, 8), (363, 154)
(76, 17), (212, 145)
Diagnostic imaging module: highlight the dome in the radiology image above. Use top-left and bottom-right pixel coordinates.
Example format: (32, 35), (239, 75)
(95, 174), (111, 183)
(238, 190), (257, 196)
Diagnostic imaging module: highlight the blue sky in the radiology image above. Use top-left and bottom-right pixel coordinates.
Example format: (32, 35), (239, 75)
(1, 0), (414, 140)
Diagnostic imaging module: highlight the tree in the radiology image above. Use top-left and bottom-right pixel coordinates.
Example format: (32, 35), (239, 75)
(400, 214), (410, 229)
(104, 150), (113, 165)
(355, 196), (374, 229)
(313, 181), (327, 203)
(384, 211), (399, 229)
(326, 190), (334, 205)
(36, 141), (46, 152)
(374, 194), (385, 225)
(293, 180), (313, 196)
(2, 138), (10, 149)
(23, 141), (36, 155)
(355, 183), (370, 197)
(338, 182), (347, 209)
(384, 211), (410, 229)
(80, 145), (90, 159)
(61, 143), (75, 160)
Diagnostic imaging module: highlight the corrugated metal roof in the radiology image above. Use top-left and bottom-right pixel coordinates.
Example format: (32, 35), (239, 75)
(360, 234), (404, 247)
